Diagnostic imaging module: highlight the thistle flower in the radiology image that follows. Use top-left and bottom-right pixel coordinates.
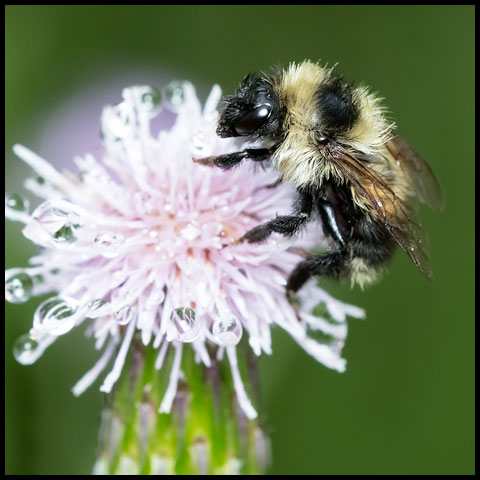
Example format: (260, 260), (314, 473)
(5, 80), (364, 474)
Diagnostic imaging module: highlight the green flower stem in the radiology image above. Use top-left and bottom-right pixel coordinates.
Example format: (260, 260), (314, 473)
(93, 338), (269, 475)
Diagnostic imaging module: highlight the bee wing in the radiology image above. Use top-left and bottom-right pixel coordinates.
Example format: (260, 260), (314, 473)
(386, 136), (444, 212)
(327, 144), (434, 279)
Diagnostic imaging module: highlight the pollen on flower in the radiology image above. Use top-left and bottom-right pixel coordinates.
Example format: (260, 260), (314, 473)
(5, 80), (364, 419)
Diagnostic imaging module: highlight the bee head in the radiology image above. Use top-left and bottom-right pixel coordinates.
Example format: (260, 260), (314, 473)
(217, 74), (281, 138)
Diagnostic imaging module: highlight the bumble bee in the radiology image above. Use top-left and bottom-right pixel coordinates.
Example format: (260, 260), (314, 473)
(196, 61), (443, 293)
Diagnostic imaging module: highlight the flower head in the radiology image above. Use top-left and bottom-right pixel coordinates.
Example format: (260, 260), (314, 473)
(5, 81), (364, 419)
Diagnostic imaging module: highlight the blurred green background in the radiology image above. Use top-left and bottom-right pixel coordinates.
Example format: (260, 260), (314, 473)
(5, 5), (474, 475)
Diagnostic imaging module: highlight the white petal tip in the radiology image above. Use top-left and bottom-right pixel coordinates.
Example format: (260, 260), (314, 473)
(12, 144), (32, 159)
(12, 143), (24, 153)
(243, 406), (258, 420)
(71, 388), (82, 397)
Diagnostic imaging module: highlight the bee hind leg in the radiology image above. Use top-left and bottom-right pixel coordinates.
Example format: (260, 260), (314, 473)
(286, 251), (347, 295)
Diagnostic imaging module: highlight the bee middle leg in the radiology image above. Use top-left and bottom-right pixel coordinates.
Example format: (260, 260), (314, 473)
(238, 190), (313, 243)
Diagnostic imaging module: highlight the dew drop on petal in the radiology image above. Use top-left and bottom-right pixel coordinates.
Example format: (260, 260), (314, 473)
(87, 298), (112, 318)
(5, 193), (29, 218)
(33, 296), (78, 336)
(94, 232), (124, 257)
(138, 86), (162, 114)
(169, 307), (201, 342)
(31, 201), (65, 233)
(30, 200), (82, 244)
(13, 334), (39, 365)
(114, 305), (136, 325)
(5, 270), (34, 304)
(37, 200), (82, 225)
(212, 314), (243, 346)
(53, 224), (77, 244)
(100, 102), (133, 141)
(163, 80), (188, 111)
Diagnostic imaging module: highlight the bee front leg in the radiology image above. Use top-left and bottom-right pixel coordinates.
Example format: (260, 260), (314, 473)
(194, 148), (275, 170)
(238, 190), (313, 244)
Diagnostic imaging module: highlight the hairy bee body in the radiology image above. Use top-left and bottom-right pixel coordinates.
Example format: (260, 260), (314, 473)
(270, 62), (412, 287)
(198, 61), (442, 292)
(272, 62), (410, 210)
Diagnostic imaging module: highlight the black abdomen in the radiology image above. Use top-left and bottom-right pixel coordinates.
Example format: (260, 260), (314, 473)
(316, 180), (396, 270)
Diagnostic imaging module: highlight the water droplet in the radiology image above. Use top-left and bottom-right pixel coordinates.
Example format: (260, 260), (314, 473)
(53, 224), (76, 244)
(33, 296), (78, 336)
(163, 80), (188, 111)
(5, 270), (34, 303)
(114, 305), (136, 325)
(30, 200), (82, 245)
(138, 86), (162, 114)
(100, 102), (132, 141)
(212, 314), (243, 346)
(5, 193), (29, 218)
(94, 232), (124, 258)
(32, 201), (63, 229)
(13, 334), (39, 365)
(169, 307), (201, 342)
(87, 298), (112, 318)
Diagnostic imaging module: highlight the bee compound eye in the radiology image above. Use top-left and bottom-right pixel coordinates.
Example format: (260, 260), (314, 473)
(234, 105), (271, 136)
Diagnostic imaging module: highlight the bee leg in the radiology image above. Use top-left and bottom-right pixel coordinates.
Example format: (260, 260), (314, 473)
(286, 200), (349, 294)
(194, 151), (248, 169)
(194, 148), (275, 170)
(286, 251), (347, 294)
(239, 190), (313, 243)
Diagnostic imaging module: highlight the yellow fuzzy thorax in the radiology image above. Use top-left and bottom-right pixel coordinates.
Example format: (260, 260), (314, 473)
(272, 61), (395, 192)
